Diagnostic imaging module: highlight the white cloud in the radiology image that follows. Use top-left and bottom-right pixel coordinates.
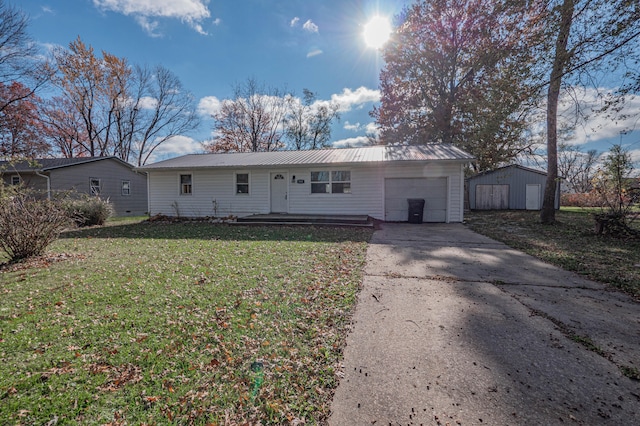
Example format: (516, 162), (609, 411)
(344, 121), (361, 131)
(138, 96), (158, 110)
(41, 6), (54, 14)
(93, 0), (211, 35)
(365, 122), (380, 136)
(213, 17), (221, 25)
(290, 17), (300, 27)
(146, 135), (202, 163)
(329, 87), (380, 112)
(306, 49), (323, 58)
(332, 136), (372, 148)
(197, 96), (222, 116)
(548, 87), (640, 147)
(303, 19), (319, 33)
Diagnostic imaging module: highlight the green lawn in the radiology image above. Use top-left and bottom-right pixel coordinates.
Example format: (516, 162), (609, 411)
(0, 222), (372, 425)
(464, 209), (640, 297)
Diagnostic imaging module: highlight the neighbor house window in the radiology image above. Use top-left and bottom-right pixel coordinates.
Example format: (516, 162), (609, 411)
(90, 178), (101, 195)
(11, 176), (20, 185)
(121, 180), (131, 196)
(180, 174), (192, 195)
(311, 171), (351, 194)
(236, 173), (249, 194)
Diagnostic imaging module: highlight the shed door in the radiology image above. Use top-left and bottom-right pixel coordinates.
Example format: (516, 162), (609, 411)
(270, 173), (288, 213)
(526, 184), (541, 210)
(475, 185), (509, 210)
(384, 178), (448, 222)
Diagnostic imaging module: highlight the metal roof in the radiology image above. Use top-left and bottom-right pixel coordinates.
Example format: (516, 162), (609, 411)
(0, 157), (133, 173)
(138, 144), (474, 170)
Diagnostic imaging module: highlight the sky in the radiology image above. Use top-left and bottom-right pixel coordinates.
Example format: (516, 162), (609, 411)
(17, 0), (640, 164)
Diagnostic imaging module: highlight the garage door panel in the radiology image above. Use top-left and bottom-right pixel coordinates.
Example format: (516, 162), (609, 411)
(385, 178), (448, 222)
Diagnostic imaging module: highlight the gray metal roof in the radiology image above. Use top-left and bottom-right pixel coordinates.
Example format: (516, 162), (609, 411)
(0, 157), (133, 173)
(138, 144), (474, 170)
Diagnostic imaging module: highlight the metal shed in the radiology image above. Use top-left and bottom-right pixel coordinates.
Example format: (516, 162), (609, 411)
(467, 165), (561, 210)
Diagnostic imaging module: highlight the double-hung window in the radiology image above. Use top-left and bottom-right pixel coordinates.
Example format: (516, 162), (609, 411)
(11, 176), (20, 185)
(121, 180), (131, 196)
(90, 178), (101, 195)
(236, 173), (249, 194)
(311, 171), (351, 194)
(180, 174), (192, 195)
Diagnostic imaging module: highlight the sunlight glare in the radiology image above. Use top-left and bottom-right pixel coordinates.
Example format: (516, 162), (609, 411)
(363, 15), (391, 49)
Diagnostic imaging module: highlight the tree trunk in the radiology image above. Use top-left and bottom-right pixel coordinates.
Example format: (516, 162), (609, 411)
(541, 0), (574, 224)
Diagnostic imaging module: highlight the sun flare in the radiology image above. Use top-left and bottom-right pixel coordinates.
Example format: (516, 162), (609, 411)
(363, 15), (391, 49)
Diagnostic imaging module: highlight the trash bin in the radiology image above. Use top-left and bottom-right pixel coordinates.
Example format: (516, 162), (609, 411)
(407, 198), (425, 224)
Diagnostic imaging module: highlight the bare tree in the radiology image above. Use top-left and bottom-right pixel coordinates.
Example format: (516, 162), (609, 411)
(0, 1), (50, 114)
(285, 89), (340, 150)
(540, 0), (640, 224)
(557, 142), (600, 193)
(48, 37), (199, 164)
(205, 78), (292, 152)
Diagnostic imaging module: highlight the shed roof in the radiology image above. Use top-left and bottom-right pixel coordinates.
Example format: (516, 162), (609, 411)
(467, 164), (548, 180)
(0, 156), (133, 173)
(138, 144), (474, 171)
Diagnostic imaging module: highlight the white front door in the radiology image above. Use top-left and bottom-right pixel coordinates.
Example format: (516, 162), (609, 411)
(270, 172), (288, 213)
(526, 184), (541, 210)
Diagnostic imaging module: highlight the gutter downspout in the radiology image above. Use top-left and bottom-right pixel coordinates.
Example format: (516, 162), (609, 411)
(35, 170), (51, 200)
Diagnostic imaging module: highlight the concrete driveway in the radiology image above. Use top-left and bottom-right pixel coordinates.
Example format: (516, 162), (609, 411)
(329, 223), (640, 425)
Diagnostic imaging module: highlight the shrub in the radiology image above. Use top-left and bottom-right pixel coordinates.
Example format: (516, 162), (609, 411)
(60, 194), (114, 227)
(0, 187), (72, 261)
(560, 192), (604, 207)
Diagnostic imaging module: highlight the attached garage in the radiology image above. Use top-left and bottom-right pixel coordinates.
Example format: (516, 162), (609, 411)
(385, 178), (448, 222)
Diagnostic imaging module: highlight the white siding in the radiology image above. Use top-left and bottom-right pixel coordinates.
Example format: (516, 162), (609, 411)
(147, 160), (466, 222)
(148, 169), (270, 217)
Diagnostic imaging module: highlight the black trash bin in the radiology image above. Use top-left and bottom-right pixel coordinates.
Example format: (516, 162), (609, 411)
(407, 198), (425, 224)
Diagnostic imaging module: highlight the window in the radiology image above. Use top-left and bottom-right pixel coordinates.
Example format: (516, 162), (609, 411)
(90, 178), (101, 195)
(236, 173), (249, 194)
(311, 170), (351, 194)
(121, 180), (131, 196)
(180, 174), (192, 195)
(11, 175), (20, 185)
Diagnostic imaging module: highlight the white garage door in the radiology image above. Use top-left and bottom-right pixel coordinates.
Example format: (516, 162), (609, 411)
(385, 178), (448, 222)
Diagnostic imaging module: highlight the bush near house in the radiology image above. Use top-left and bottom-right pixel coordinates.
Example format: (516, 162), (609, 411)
(59, 193), (114, 227)
(0, 186), (72, 262)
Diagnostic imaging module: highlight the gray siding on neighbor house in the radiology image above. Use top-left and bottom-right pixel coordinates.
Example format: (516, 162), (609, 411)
(49, 160), (148, 216)
(467, 165), (560, 210)
(2, 172), (49, 193)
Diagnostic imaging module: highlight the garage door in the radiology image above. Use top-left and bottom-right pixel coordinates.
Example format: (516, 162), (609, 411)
(385, 178), (448, 222)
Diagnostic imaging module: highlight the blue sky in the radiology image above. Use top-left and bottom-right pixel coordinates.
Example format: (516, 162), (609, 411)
(18, 0), (640, 164)
(20, 0), (408, 161)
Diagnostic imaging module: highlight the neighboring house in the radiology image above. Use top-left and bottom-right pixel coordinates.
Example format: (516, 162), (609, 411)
(0, 157), (148, 216)
(137, 144), (474, 223)
(467, 164), (561, 210)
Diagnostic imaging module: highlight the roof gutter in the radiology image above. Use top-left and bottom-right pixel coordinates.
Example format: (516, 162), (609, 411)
(34, 170), (51, 200)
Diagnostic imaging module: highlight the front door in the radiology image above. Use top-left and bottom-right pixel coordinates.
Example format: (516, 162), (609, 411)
(270, 172), (288, 213)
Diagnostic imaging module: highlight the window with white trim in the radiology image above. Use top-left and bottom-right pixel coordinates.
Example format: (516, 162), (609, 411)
(180, 174), (192, 195)
(11, 175), (20, 185)
(90, 178), (101, 195)
(121, 180), (131, 196)
(311, 170), (351, 194)
(236, 173), (249, 194)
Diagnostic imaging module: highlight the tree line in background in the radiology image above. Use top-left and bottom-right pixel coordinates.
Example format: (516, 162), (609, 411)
(0, 0), (201, 166)
(0, 1), (341, 166)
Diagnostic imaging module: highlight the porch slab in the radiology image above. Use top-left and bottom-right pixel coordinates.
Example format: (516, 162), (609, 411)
(234, 213), (373, 227)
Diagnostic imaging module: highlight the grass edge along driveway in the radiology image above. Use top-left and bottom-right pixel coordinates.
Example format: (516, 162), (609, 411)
(0, 222), (373, 425)
(464, 209), (640, 298)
